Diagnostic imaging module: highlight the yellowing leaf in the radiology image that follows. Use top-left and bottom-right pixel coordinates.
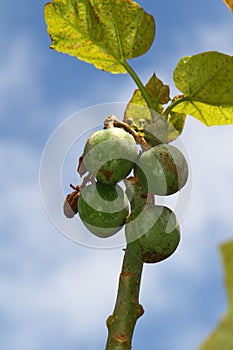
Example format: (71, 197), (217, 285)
(167, 111), (186, 141)
(124, 74), (170, 127)
(44, 0), (155, 74)
(221, 241), (233, 313)
(223, 0), (233, 12)
(173, 100), (233, 126)
(199, 240), (233, 350)
(173, 51), (233, 126)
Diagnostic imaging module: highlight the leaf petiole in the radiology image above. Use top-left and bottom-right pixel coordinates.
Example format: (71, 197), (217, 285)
(121, 60), (155, 111)
(162, 95), (189, 117)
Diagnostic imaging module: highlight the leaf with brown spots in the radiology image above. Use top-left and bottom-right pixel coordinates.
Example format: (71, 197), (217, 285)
(173, 51), (233, 126)
(44, 0), (155, 74)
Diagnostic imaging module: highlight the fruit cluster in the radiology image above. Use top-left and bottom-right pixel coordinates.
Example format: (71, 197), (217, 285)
(64, 115), (188, 263)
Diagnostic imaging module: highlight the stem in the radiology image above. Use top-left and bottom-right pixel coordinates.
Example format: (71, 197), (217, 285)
(105, 177), (150, 350)
(105, 241), (144, 350)
(162, 95), (189, 117)
(113, 120), (150, 150)
(121, 60), (154, 111)
(104, 114), (150, 149)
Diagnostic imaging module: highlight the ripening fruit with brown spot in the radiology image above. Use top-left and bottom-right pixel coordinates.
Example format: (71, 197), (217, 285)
(125, 204), (180, 263)
(135, 144), (188, 195)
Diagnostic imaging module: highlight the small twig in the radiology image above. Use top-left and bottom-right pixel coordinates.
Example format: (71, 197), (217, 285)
(115, 120), (150, 150)
(104, 115), (150, 150)
(104, 114), (150, 150)
(80, 173), (95, 190)
(70, 183), (78, 191)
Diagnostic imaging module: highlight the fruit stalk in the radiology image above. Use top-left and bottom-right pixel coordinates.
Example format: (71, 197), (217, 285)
(105, 240), (144, 350)
(104, 115), (150, 150)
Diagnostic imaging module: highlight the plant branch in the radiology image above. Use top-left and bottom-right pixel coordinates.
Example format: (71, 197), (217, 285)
(105, 177), (150, 350)
(105, 241), (144, 350)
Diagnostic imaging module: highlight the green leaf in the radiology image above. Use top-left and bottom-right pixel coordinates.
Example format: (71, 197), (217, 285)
(173, 100), (233, 126)
(167, 111), (186, 142)
(44, 0), (155, 74)
(199, 240), (233, 350)
(173, 51), (233, 126)
(123, 73), (170, 127)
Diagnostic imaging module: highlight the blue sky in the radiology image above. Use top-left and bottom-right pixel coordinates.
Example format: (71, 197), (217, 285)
(1, 1), (233, 349)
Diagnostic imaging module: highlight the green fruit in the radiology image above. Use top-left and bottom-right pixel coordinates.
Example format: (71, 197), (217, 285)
(136, 144), (188, 195)
(83, 127), (138, 184)
(143, 115), (168, 146)
(78, 182), (129, 238)
(125, 204), (180, 263)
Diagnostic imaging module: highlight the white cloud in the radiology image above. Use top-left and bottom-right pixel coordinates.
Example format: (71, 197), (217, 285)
(0, 32), (83, 141)
(0, 35), (41, 119)
(0, 139), (131, 348)
(0, 250), (123, 348)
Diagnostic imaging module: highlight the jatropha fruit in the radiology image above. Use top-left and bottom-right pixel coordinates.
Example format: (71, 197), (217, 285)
(82, 127), (138, 184)
(135, 144), (188, 196)
(143, 114), (169, 146)
(78, 182), (129, 238)
(125, 204), (180, 263)
(64, 115), (188, 253)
